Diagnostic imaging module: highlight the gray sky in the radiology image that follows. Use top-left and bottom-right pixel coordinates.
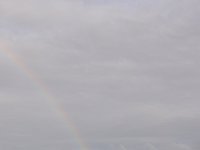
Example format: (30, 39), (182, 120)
(0, 0), (200, 149)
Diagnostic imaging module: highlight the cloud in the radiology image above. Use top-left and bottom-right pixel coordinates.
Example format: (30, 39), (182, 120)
(0, 0), (200, 149)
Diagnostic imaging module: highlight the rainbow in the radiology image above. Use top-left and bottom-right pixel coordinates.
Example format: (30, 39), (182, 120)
(0, 41), (89, 150)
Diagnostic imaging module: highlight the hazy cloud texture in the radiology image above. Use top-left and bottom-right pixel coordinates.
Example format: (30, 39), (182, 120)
(0, 0), (200, 149)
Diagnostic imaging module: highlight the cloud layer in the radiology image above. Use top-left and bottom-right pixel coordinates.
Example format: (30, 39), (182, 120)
(0, 0), (200, 149)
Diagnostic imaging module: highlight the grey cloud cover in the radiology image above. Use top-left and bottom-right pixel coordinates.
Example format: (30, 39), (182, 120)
(0, 0), (200, 149)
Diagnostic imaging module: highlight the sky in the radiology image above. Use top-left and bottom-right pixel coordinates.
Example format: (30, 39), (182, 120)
(0, 0), (200, 149)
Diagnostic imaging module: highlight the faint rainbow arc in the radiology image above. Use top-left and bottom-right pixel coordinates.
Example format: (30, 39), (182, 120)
(0, 42), (89, 150)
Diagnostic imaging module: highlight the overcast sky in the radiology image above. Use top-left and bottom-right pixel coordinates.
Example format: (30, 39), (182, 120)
(0, 0), (200, 149)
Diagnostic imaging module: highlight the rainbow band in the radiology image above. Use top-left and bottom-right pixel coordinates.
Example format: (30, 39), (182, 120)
(0, 41), (89, 150)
